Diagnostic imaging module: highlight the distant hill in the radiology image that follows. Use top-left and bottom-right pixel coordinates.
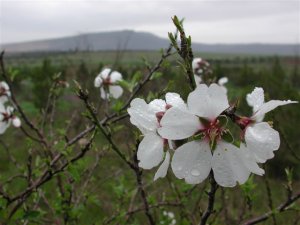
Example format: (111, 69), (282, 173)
(1, 30), (299, 56)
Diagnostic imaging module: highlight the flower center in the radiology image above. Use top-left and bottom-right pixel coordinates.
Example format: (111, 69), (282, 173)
(0, 87), (7, 96)
(1, 112), (13, 123)
(236, 116), (254, 129)
(102, 77), (112, 86)
(155, 104), (173, 125)
(202, 119), (223, 142)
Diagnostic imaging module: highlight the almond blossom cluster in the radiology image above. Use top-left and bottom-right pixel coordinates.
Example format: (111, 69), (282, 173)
(0, 81), (21, 134)
(127, 82), (297, 187)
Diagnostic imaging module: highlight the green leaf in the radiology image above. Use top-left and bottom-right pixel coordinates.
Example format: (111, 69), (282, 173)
(131, 71), (143, 84)
(222, 130), (234, 143)
(68, 164), (81, 182)
(117, 80), (131, 92)
(199, 117), (210, 127)
(218, 115), (228, 128)
(112, 99), (124, 112)
(150, 72), (163, 80)
(23, 210), (41, 219)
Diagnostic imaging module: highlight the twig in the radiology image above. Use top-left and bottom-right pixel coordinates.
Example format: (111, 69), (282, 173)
(103, 201), (181, 225)
(263, 169), (277, 225)
(242, 191), (300, 225)
(76, 83), (133, 168)
(132, 151), (155, 225)
(6, 130), (97, 220)
(200, 172), (218, 225)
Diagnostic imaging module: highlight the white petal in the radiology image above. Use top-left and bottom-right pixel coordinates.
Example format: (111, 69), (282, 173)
(245, 122), (280, 163)
(109, 85), (123, 99)
(12, 117), (21, 127)
(0, 82), (9, 91)
(0, 104), (5, 113)
(238, 144), (265, 176)
(110, 71), (123, 82)
(194, 75), (202, 86)
(0, 96), (8, 104)
(0, 122), (10, 134)
(218, 77), (228, 86)
(158, 107), (201, 140)
(246, 87), (264, 113)
(127, 98), (158, 133)
(100, 87), (108, 100)
(154, 151), (170, 181)
(137, 133), (164, 169)
(165, 92), (187, 111)
(253, 100), (298, 120)
(212, 142), (250, 187)
(94, 75), (102, 87)
(192, 58), (202, 70)
(188, 83), (229, 120)
(99, 68), (111, 79)
(148, 99), (166, 113)
(171, 141), (212, 184)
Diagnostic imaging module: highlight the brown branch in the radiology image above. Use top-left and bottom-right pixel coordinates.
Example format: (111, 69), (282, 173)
(132, 150), (155, 225)
(76, 84), (134, 168)
(6, 130), (97, 220)
(103, 201), (181, 225)
(242, 191), (300, 225)
(200, 172), (218, 225)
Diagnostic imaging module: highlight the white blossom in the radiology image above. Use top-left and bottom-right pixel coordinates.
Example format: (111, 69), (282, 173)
(127, 93), (186, 180)
(0, 81), (11, 103)
(244, 87), (298, 163)
(192, 58), (210, 86)
(0, 104), (21, 134)
(159, 84), (261, 187)
(94, 68), (123, 99)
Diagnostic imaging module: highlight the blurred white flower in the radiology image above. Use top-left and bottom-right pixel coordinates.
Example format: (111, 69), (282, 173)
(217, 76), (228, 93)
(0, 81), (11, 103)
(158, 84), (262, 187)
(218, 77), (228, 86)
(243, 87), (298, 163)
(192, 58), (210, 86)
(192, 58), (210, 75)
(94, 68), (123, 99)
(127, 93), (186, 180)
(0, 104), (21, 134)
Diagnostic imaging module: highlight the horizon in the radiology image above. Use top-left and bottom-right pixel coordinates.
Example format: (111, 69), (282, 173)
(1, 0), (299, 45)
(2, 29), (300, 46)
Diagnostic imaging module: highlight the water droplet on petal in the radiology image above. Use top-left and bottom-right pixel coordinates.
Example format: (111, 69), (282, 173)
(191, 169), (201, 176)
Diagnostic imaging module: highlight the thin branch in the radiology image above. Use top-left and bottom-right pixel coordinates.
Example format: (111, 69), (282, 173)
(132, 150), (155, 225)
(242, 191), (300, 225)
(200, 172), (218, 225)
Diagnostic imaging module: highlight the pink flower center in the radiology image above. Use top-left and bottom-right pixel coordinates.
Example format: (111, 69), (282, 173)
(199, 119), (224, 142)
(102, 77), (112, 86)
(1, 112), (13, 123)
(236, 116), (254, 129)
(155, 104), (173, 125)
(0, 87), (7, 96)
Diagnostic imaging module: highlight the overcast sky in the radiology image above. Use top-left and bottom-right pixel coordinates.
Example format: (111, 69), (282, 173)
(0, 0), (299, 44)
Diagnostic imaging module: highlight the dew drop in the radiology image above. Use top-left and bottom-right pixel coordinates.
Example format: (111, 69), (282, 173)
(191, 169), (201, 176)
